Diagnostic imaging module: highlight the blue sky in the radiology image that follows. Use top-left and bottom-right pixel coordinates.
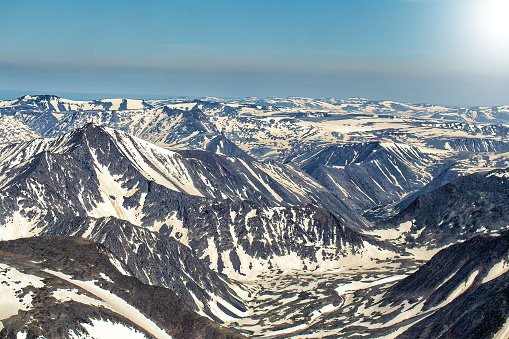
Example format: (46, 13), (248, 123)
(1, 0), (508, 106)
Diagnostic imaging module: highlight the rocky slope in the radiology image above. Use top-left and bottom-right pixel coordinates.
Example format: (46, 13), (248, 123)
(267, 232), (509, 338)
(36, 216), (248, 324)
(382, 232), (509, 338)
(0, 236), (245, 339)
(285, 142), (437, 219)
(374, 167), (509, 249)
(0, 124), (393, 319)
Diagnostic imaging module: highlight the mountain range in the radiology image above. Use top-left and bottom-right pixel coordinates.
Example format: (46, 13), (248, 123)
(1, 94), (509, 338)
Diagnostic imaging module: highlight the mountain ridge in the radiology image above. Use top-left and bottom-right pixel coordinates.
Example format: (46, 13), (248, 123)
(0, 236), (245, 339)
(2, 94), (509, 337)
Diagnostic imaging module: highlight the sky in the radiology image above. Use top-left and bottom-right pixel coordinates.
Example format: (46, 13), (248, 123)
(1, 0), (508, 106)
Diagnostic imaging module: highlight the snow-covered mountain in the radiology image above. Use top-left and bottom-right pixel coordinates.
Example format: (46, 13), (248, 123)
(42, 106), (245, 155)
(373, 167), (509, 249)
(0, 236), (244, 338)
(213, 113), (509, 162)
(3, 95), (509, 158)
(222, 96), (509, 124)
(0, 123), (361, 224)
(285, 142), (438, 219)
(2, 96), (509, 207)
(2, 94), (509, 337)
(0, 124), (399, 319)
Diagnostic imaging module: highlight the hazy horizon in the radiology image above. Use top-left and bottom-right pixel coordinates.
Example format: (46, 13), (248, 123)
(1, 89), (508, 109)
(2, 0), (508, 107)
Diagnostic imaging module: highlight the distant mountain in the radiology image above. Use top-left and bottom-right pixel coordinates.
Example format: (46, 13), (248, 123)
(285, 141), (437, 219)
(39, 103), (251, 159)
(0, 236), (245, 339)
(0, 95), (153, 136)
(0, 94), (152, 114)
(193, 96), (509, 124)
(3, 95), (509, 156)
(430, 137), (509, 152)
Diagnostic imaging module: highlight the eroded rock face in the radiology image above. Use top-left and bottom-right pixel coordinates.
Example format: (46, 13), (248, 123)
(286, 141), (436, 217)
(378, 167), (509, 249)
(382, 232), (509, 339)
(0, 123), (383, 321)
(0, 236), (245, 339)
(39, 216), (247, 321)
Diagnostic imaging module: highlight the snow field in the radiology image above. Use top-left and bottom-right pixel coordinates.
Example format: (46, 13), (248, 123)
(0, 264), (45, 320)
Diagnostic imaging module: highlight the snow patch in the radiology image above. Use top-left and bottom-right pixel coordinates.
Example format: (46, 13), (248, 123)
(482, 259), (509, 283)
(107, 253), (132, 277)
(0, 264), (44, 320)
(335, 275), (407, 296)
(81, 318), (151, 339)
(52, 288), (106, 307)
(43, 269), (172, 339)
(364, 220), (413, 241)
(436, 270), (479, 308)
(99, 273), (114, 283)
(487, 171), (509, 178)
(0, 210), (42, 241)
(494, 315), (509, 339)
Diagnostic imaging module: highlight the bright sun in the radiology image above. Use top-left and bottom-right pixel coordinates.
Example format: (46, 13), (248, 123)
(475, 0), (509, 46)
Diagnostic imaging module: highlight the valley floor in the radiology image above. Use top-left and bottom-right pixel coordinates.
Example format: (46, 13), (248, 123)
(230, 258), (424, 338)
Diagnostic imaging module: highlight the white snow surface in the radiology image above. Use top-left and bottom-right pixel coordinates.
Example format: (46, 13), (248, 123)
(52, 288), (106, 308)
(102, 127), (203, 197)
(107, 252), (132, 277)
(494, 315), (509, 339)
(482, 259), (509, 283)
(43, 269), (172, 339)
(488, 171), (509, 179)
(0, 264), (45, 319)
(335, 274), (407, 296)
(78, 319), (151, 339)
(0, 210), (42, 241)
(436, 270), (479, 308)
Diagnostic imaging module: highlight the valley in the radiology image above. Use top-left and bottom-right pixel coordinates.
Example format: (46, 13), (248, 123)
(232, 258), (422, 338)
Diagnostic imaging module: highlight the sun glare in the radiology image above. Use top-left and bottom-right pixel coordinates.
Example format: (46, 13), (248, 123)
(475, 0), (509, 46)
